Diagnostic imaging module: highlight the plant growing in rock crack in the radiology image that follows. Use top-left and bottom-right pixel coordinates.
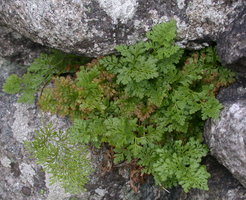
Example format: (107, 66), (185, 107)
(2, 50), (90, 103)
(3, 20), (235, 193)
(25, 122), (93, 193)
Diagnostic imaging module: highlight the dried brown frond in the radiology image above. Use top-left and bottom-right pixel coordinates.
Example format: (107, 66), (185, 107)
(129, 162), (145, 192)
(134, 104), (156, 121)
(100, 148), (114, 176)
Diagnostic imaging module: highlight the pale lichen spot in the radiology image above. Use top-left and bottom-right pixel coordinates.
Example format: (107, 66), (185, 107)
(20, 163), (36, 186)
(0, 156), (11, 168)
(97, 0), (138, 23)
(45, 172), (70, 200)
(177, 0), (185, 9)
(12, 103), (35, 143)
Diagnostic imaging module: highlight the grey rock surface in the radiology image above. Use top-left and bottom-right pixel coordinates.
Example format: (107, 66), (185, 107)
(217, 76), (246, 104)
(0, 25), (47, 65)
(0, 0), (245, 66)
(0, 58), (47, 200)
(205, 77), (246, 189)
(0, 56), (82, 200)
(1, 56), (246, 199)
(217, 5), (246, 75)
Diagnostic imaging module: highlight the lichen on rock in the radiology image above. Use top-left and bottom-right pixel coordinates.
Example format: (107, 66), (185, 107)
(1, 0), (245, 68)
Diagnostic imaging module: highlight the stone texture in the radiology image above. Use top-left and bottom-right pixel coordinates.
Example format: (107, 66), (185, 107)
(217, 5), (246, 75)
(0, 0), (245, 64)
(0, 25), (46, 65)
(0, 56), (75, 200)
(216, 76), (246, 104)
(0, 58), (47, 200)
(204, 77), (246, 189)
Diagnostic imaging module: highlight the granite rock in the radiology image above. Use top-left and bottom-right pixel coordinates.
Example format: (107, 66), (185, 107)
(0, 57), (47, 200)
(0, 0), (245, 66)
(205, 76), (246, 189)
(217, 5), (246, 74)
(0, 25), (46, 65)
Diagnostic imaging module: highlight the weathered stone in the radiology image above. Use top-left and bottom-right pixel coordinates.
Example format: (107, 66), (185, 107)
(217, 76), (246, 104)
(0, 0), (244, 64)
(217, 5), (246, 74)
(204, 77), (246, 188)
(0, 25), (46, 65)
(0, 57), (48, 200)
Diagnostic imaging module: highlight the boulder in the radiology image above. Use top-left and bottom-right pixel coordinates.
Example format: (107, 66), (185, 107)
(205, 76), (246, 188)
(0, 25), (46, 65)
(217, 5), (246, 75)
(0, 0), (245, 67)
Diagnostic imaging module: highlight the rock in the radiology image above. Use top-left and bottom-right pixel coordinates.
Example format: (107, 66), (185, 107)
(216, 76), (246, 103)
(1, 55), (246, 199)
(0, 25), (46, 65)
(0, 57), (47, 200)
(217, 5), (246, 74)
(204, 77), (246, 188)
(80, 155), (246, 200)
(0, 156), (11, 168)
(45, 172), (71, 200)
(1, 1), (246, 198)
(54, 156), (246, 200)
(0, 0), (245, 65)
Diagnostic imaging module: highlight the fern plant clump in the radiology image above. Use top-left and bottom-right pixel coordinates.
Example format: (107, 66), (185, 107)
(3, 20), (235, 193)
(25, 123), (93, 193)
(3, 50), (90, 103)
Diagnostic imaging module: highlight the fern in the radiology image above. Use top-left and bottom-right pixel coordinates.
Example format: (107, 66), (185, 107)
(100, 21), (183, 107)
(39, 21), (234, 192)
(3, 50), (90, 103)
(139, 138), (210, 192)
(2, 74), (22, 94)
(25, 123), (93, 193)
(4, 21), (236, 193)
(38, 66), (107, 118)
